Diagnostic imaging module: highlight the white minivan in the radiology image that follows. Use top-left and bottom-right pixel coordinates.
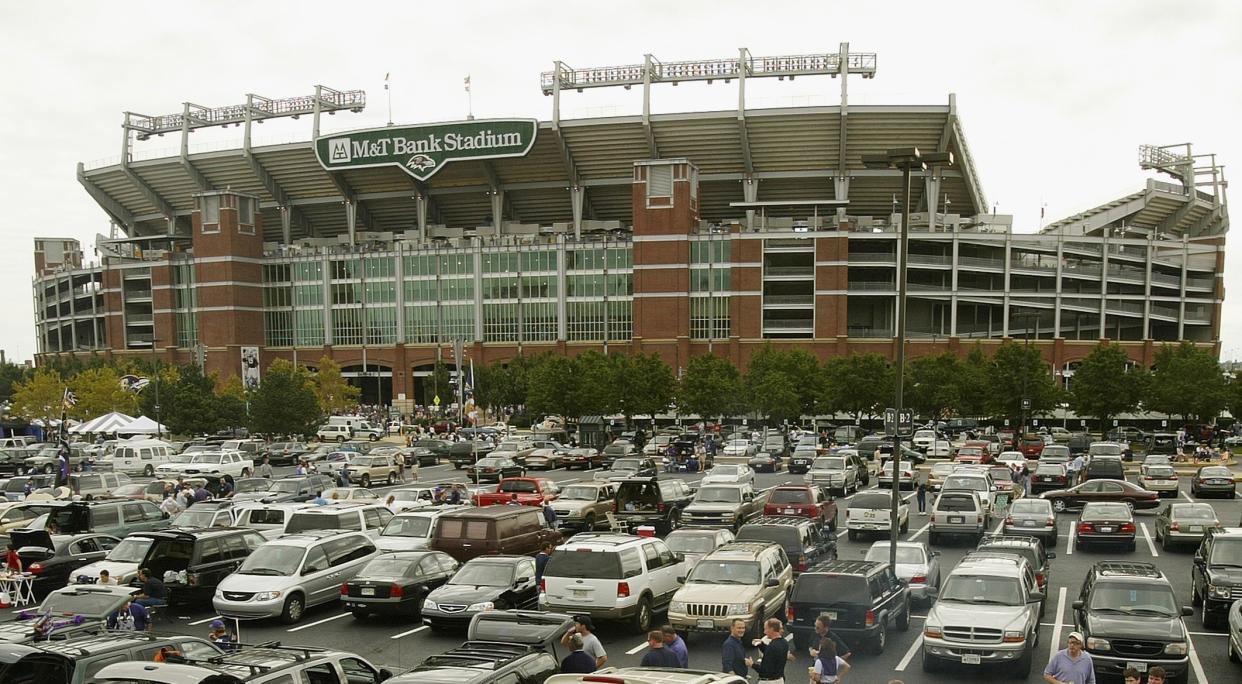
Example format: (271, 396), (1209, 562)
(99, 438), (177, 477)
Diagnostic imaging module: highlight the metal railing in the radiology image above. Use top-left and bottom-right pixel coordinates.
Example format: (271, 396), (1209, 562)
(764, 266), (814, 277)
(763, 294), (815, 305)
(957, 256), (1004, 269)
(848, 252), (896, 263)
(848, 281), (895, 291)
(908, 253), (952, 265)
(124, 289), (152, 300)
(763, 319), (815, 330)
(848, 327), (893, 338)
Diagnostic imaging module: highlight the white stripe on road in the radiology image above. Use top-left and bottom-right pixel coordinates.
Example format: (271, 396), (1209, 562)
(1140, 523), (1159, 557)
(626, 641), (649, 655)
(286, 612), (350, 632)
(1182, 490), (1196, 502)
(1048, 587), (1068, 664)
(992, 519), (1005, 534)
(894, 634), (923, 671)
(189, 615), (222, 626)
(1187, 635), (1210, 684)
(390, 625), (428, 639)
(1065, 523), (1075, 556)
(906, 523), (929, 541)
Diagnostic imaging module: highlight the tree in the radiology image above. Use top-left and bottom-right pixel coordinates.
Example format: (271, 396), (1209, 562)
(956, 345), (993, 419)
(10, 368), (65, 425)
(905, 352), (963, 421)
(138, 364), (225, 436)
(821, 353), (894, 424)
(0, 361), (31, 404)
(1226, 374), (1242, 427)
(677, 353), (742, 420)
(1148, 342), (1227, 422)
(613, 353), (676, 421)
(572, 351), (618, 417)
(526, 354), (577, 420)
(743, 345), (821, 420)
(249, 359), (321, 438)
(313, 357), (360, 415)
(987, 341), (1059, 422)
(1069, 342), (1146, 435)
(215, 375), (249, 431)
(69, 366), (138, 419)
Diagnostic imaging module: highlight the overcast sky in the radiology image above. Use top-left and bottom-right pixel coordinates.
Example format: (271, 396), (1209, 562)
(2, 0), (1239, 362)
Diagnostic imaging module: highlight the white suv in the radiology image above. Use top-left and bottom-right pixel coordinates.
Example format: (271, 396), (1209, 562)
(317, 424), (352, 442)
(281, 502), (393, 540)
(540, 532), (687, 634)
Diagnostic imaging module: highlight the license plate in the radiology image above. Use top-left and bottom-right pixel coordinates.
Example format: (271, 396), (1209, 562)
(1022, 519), (1036, 527)
(784, 508), (797, 514)
(825, 611), (837, 621)
(950, 516), (964, 524)
(360, 587), (375, 596)
(1189, 526), (1202, 533)
(962, 653), (982, 665)
(1127, 661), (1147, 673)
(697, 619), (714, 629)
(572, 589), (587, 598)
(1099, 526), (1114, 533)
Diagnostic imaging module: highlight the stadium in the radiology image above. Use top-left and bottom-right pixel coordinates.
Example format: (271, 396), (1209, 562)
(32, 45), (1229, 408)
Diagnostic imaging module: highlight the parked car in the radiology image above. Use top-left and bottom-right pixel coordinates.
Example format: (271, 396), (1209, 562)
(846, 490), (909, 541)
(790, 559), (911, 654)
(1075, 501), (1137, 551)
(928, 491), (987, 545)
(0, 630), (227, 682)
(681, 483), (766, 532)
(926, 462), (956, 492)
(344, 454), (400, 487)
(549, 482), (615, 532)
(1072, 561), (1191, 681)
(702, 464), (755, 486)
(863, 541), (939, 606)
(1155, 502), (1220, 550)
(282, 502), (393, 540)
(939, 470), (995, 518)
(1041, 478), (1160, 512)
(1191, 527), (1242, 628)
(736, 516), (835, 574)
(468, 456), (525, 484)
(663, 527), (735, 567)
(10, 530), (118, 597)
(975, 534), (1056, 601)
(721, 439), (756, 458)
(877, 460), (916, 490)
(32, 499), (170, 538)
(594, 457), (658, 481)
(667, 541), (793, 639)
(429, 505), (562, 562)
(806, 454), (862, 496)
(475, 477), (562, 508)
(1030, 462), (1069, 494)
(763, 485), (837, 530)
(342, 550), (459, 619)
(612, 477), (694, 535)
(1040, 444), (1071, 464)
(154, 451), (253, 479)
(1190, 465), (1237, 499)
(1002, 497), (1058, 545)
(377, 507), (466, 553)
(232, 474), (335, 504)
(261, 441), (308, 466)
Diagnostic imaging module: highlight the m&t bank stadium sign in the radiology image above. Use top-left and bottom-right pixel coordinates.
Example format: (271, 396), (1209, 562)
(314, 119), (538, 181)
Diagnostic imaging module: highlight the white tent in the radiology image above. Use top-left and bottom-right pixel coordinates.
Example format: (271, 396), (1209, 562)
(69, 412), (135, 434)
(119, 415), (166, 435)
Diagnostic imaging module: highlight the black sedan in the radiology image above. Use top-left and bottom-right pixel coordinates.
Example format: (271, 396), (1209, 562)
(748, 452), (782, 473)
(12, 530), (118, 597)
(342, 551), (459, 619)
(1041, 478), (1160, 513)
(422, 555), (539, 630)
(468, 456), (525, 483)
(1075, 501), (1136, 551)
(1190, 465), (1236, 499)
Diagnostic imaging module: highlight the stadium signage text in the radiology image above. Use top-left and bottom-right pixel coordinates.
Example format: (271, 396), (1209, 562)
(314, 119), (538, 181)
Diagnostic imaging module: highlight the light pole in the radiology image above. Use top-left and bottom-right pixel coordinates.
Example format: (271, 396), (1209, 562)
(150, 336), (162, 441)
(863, 148), (953, 568)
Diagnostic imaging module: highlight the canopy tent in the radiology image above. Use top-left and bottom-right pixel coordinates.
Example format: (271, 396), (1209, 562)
(119, 415), (166, 435)
(69, 412), (135, 434)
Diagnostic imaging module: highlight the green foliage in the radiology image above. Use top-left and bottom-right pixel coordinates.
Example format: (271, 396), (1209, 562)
(1148, 342), (1226, 421)
(821, 352), (894, 422)
(677, 353), (742, 419)
(572, 351), (618, 417)
(905, 353), (964, 421)
(139, 364), (230, 436)
(745, 345), (820, 423)
(10, 368), (65, 423)
(313, 357), (361, 414)
(1226, 374), (1242, 425)
(613, 353), (676, 419)
(987, 341), (1059, 421)
(0, 362), (31, 404)
(955, 345), (993, 419)
(1069, 342), (1147, 433)
(249, 359), (321, 438)
(525, 354), (577, 419)
(69, 367), (138, 419)
(473, 357), (531, 411)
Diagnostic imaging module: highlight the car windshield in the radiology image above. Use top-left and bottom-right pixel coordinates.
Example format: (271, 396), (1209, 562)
(388, 490), (423, 501)
(914, 431), (935, 440)
(496, 441), (523, 451)
(1200, 467), (1231, 478)
(235, 480), (268, 493)
(1083, 503), (1131, 520)
(989, 468), (1013, 482)
(695, 487), (741, 503)
(476, 458), (506, 467)
(1088, 583), (1179, 617)
(112, 484), (145, 497)
(1173, 505), (1216, 520)
(688, 560), (760, 585)
(106, 537), (153, 563)
(813, 458), (845, 470)
(613, 459), (643, 471)
(940, 575), (1023, 605)
(850, 493), (893, 509)
(866, 546), (925, 564)
(1035, 465), (1065, 475)
(1210, 539), (1242, 565)
(269, 480), (303, 494)
(498, 480), (537, 493)
(189, 454), (224, 464)
(931, 463), (956, 477)
(40, 591), (122, 616)
(710, 466), (741, 475)
(361, 558), (416, 577)
(769, 489), (810, 504)
(383, 516), (433, 538)
(881, 461), (913, 474)
(543, 550), (622, 579)
(238, 544), (306, 576)
(943, 475), (987, 491)
(450, 562), (513, 586)
(1010, 500), (1051, 515)
(665, 533), (717, 554)
(172, 510), (222, 528)
(559, 486), (599, 501)
(727, 440), (749, 448)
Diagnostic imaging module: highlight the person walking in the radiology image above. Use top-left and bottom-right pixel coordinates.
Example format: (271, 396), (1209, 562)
(395, 451), (406, 482)
(159, 491), (183, 517)
(745, 618), (790, 684)
(534, 542), (552, 587)
(915, 478), (928, 515)
(256, 456), (273, 479)
(1043, 631), (1095, 684)
(640, 630), (682, 667)
(561, 615), (607, 670)
(808, 613), (851, 661)
(721, 618), (749, 677)
(661, 625), (688, 668)
(559, 633), (597, 673)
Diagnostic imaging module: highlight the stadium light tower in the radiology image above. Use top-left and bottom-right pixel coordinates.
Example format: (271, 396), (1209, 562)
(863, 147), (953, 569)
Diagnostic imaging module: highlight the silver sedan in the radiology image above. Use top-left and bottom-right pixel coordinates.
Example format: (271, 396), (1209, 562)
(864, 540), (940, 604)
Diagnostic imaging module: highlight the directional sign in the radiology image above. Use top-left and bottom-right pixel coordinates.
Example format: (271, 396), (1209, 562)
(1021, 398), (1032, 411)
(884, 408), (915, 438)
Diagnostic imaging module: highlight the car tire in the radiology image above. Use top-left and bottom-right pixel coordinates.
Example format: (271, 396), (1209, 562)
(369, 435), (378, 442)
(143, 465), (154, 477)
(900, 518), (909, 534)
(1192, 579), (1203, 607)
(632, 596), (653, 633)
(921, 648), (941, 673)
(336, 436), (345, 443)
(897, 600), (910, 631)
(847, 529), (858, 541)
(280, 593), (305, 624)
(871, 622), (888, 654)
(361, 474), (371, 488)
(585, 513), (596, 531)
(42, 464), (53, 475)
(1014, 644), (1033, 678)
(928, 531), (938, 545)
(1230, 633), (1241, 662)
(351, 609), (368, 620)
(387, 473), (395, 486)
(1161, 531), (1171, 551)
(1127, 540), (1136, 552)
(1052, 499), (1067, 513)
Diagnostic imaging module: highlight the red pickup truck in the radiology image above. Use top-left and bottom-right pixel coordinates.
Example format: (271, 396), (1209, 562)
(762, 485), (838, 531)
(474, 477), (561, 507)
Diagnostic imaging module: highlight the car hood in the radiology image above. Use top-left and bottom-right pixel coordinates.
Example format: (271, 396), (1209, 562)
(701, 476), (742, 485)
(553, 500), (594, 514)
(218, 572), (303, 594)
(427, 583), (505, 604)
(931, 601), (1030, 632)
(674, 583), (760, 603)
(232, 491), (276, 502)
(377, 536), (430, 552)
(1207, 567), (1242, 585)
(1085, 612), (1185, 641)
(686, 502), (740, 513)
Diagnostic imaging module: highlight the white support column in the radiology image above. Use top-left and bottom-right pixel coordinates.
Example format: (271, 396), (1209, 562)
(1099, 230), (1109, 338)
(321, 254), (333, 346)
(570, 185), (585, 239)
(924, 174), (941, 231)
(394, 247), (405, 344)
(473, 242), (484, 342)
(1142, 235), (1153, 338)
(345, 199), (357, 246)
(1054, 233), (1064, 337)
(490, 190), (504, 234)
(833, 176), (850, 222)
(743, 176), (759, 230)
(950, 234), (960, 336)
(416, 192), (428, 239)
(1002, 235), (1012, 336)
(280, 206), (293, 245)
(556, 237), (568, 341)
(1178, 236), (1189, 339)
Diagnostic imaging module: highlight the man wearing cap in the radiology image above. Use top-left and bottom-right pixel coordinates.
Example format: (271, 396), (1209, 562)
(207, 619), (237, 651)
(561, 615), (607, 669)
(1044, 631), (1095, 684)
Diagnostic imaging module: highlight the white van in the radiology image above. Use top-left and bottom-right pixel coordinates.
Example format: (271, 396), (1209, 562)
(100, 438), (176, 477)
(328, 416), (368, 428)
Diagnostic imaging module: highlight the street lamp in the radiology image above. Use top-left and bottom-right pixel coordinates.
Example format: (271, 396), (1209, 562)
(863, 147), (953, 569)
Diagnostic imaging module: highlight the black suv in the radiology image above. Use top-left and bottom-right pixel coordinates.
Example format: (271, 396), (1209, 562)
(613, 477), (694, 534)
(788, 559), (911, 654)
(736, 516), (836, 574)
(1072, 561), (1192, 682)
(1082, 457), (1125, 483)
(127, 527), (268, 604)
(394, 642), (558, 684)
(1191, 527), (1242, 628)
(975, 534), (1056, 601)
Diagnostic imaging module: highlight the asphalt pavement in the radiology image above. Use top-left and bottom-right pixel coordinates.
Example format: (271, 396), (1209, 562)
(18, 456), (1242, 683)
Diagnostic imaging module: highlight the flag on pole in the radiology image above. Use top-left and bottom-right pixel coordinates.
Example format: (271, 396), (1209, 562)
(384, 72), (390, 90)
(61, 388), (77, 410)
(464, 75), (471, 93)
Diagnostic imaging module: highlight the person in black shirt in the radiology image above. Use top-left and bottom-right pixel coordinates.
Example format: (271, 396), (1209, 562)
(640, 630), (681, 668)
(134, 567), (167, 608)
(721, 618), (748, 676)
(560, 633), (597, 674)
(535, 542), (552, 585)
(745, 618), (789, 683)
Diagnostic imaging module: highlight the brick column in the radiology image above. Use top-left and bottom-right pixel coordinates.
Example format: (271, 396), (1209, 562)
(191, 191), (265, 380)
(814, 233), (849, 339)
(631, 159), (698, 347)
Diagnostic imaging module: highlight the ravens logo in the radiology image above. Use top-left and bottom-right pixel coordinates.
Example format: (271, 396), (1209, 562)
(406, 154), (436, 172)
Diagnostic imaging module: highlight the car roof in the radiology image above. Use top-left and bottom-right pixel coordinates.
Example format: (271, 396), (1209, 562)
(439, 505), (541, 520)
(558, 533), (647, 548)
(1092, 560), (1166, 581)
(805, 559), (886, 576)
(706, 542), (781, 559)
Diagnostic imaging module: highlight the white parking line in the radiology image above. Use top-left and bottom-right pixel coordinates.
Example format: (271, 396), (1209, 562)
(1182, 490), (1196, 503)
(390, 625), (428, 639)
(1065, 524), (1075, 556)
(626, 641), (649, 655)
(837, 529), (849, 539)
(1048, 587), (1067, 663)
(991, 519), (1005, 534)
(906, 523), (929, 541)
(189, 615), (222, 626)
(1187, 635), (1210, 684)
(894, 634), (923, 671)
(286, 612), (351, 632)
(1140, 523), (1159, 557)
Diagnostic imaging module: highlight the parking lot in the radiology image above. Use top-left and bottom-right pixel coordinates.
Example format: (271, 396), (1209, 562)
(13, 456), (1240, 683)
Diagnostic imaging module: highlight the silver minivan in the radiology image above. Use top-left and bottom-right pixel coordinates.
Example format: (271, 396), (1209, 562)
(928, 490), (987, 544)
(213, 530), (379, 623)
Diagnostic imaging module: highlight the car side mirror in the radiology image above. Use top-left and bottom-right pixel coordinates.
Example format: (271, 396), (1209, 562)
(1027, 591), (1044, 603)
(677, 575), (686, 584)
(931, 550), (941, 557)
(1182, 606), (1194, 616)
(766, 578), (779, 588)
(1072, 600), (1084, 610)
(673, 552), (685, 563)
(926, 584), (938, 596)
(379, 668), (394, 681)
(1046, 551), (1056, 559)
